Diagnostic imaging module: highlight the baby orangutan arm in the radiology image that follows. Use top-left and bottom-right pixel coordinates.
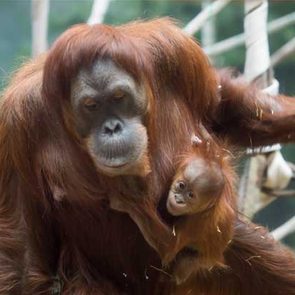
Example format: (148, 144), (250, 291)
(110, 196), (174, 260)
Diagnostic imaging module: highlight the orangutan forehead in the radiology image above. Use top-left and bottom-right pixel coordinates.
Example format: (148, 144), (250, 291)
(183, 159), (205, 183)
(71, 59), (140, 101)
(75, 59), (136, 89)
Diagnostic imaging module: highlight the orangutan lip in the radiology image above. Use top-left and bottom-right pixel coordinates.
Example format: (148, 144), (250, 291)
(97, 156), (130, 169)
(170, 196), (186, 207)
(167, 196), (188, 216)
(176, 200), (185, 204)
(104, 163), (128, 168)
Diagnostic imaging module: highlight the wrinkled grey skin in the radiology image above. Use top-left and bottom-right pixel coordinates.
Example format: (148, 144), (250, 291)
(71, 59), (149, 176)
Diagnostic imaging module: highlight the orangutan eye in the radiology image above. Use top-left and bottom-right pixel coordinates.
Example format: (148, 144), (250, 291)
(83, 97), (98, 111)
(188, 192), (194, 198)
(113, 89), (126, 101)
(177, 181), (186, 190)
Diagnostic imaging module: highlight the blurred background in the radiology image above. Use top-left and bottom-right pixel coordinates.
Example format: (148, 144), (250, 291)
(0, 0), (294, 247)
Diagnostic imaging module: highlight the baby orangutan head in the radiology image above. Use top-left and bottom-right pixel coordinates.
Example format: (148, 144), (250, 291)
(167, 157), (225, 217)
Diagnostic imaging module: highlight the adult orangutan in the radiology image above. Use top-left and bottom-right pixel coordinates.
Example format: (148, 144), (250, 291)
(0, 18), (295, 295)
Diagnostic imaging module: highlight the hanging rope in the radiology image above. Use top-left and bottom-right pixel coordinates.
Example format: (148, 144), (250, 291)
(239, 0), (293, 218)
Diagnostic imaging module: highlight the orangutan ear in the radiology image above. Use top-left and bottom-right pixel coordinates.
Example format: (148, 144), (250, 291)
(212, 70), (295, 148)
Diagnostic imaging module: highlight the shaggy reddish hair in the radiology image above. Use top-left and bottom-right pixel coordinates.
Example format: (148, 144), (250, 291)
(0, 18), (294, 294)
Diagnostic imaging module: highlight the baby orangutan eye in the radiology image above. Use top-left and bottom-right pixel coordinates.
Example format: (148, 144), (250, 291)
(188, 192), (194, 198)
(176, 181), (186, 190)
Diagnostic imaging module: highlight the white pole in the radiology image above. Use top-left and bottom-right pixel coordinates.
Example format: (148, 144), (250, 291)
(31, 0), (49, 57)
(87, 0), (111, 25)
(184, 0), (232, 35)
(271, 216), (295, 240)
(244, 0), (271, 84)
(205, 12), (295, 56)
(271, 37), (295, 67)
(201, 0), (216, 48)
(239, 0), (273, 217)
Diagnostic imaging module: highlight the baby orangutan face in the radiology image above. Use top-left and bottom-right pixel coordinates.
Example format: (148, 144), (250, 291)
(167, 158), (225, 216)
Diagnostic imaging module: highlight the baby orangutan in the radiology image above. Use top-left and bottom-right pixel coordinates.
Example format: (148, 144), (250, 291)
(110, 142), (235, 284)
(164, 155), (234, 283)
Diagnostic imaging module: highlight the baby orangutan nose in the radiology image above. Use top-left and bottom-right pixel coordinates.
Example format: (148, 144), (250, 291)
(174, 193), (185, 204)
